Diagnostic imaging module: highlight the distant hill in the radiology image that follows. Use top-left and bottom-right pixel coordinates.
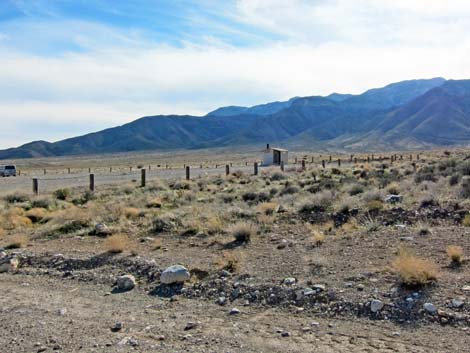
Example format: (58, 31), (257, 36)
(3, 77), (470, 159)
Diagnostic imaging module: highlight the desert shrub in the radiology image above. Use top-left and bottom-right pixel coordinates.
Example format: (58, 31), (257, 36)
(419, 194), (438, 208)
(362, 190), (382, 203)
(215, 250), (242, 272)
(280, 185), (299, 196)
(242, 191), (270, 204)
(228, 222), (255, 242)
(73, 190), (96, 205)
(366, 200), (383, 212)
(270, 172), (286, 181)
(460, 177), (470, 198)
(307, 184), (321, 194)
(57, 219), (90, 234)
(153, 215), (178, 233)
(146, 197), (162, 208)
(5, 234), (28, 249)
(53, 188), (71, 201)
(4, 192), (30, 204)
(299, 190), (334, 214)
(387, 182), (400, 195)
(392, 248), (438, 286)
(349, 184), (364, 196)
(205, 215), (224, 235)
(463, 214), (470, 227)
(446, 245), (463, 264)
(449, 174), (460, 186)
(103, 234), (131, 253)
(122, 207), (143, 219)
(171, 180), (192, 190)
(458, 160), (470, 176)
(256, 202), (278, 215)
(25, 208), (47, 223)
(31, 197), (55, 210)
(312, 229), (325, 245)
(414, 167), (437, 184)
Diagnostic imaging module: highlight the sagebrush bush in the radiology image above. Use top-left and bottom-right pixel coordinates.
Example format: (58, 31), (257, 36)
(392, 248), (438, 286)
(228, 222), (255, 242)
(25, 208), (47, 223)
(53, 188), (71, 201)
(349, 184), (364, 196)
(4, 192), (30, 204)
(256, 202), (278, 215)
(462, 214), (470, 227)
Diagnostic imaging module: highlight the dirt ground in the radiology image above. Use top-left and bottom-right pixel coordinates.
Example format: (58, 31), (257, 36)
(1, 274), (467, 353)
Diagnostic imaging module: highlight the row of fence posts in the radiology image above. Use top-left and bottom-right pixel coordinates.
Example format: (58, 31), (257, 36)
(30, 153), (425, 195)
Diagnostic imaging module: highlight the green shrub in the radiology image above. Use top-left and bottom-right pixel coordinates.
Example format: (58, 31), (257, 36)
(53, 188), (71, 201)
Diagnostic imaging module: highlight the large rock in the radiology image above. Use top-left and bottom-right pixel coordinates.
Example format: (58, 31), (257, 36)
(423, 303), (437, 314)
(160, 265), (190, 284)
(0, 258), (19, 273)
(116, 275), (136, 291)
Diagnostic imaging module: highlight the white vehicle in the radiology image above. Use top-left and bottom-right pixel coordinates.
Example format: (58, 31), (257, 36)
(0, 165), (17, 177)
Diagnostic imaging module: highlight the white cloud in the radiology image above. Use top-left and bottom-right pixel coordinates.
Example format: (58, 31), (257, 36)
(2, 1), (470, 148)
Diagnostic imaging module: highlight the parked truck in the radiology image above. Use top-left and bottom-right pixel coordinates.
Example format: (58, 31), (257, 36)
(0, 165), (17, 177)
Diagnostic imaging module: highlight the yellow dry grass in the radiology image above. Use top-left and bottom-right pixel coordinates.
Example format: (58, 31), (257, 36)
(446, 245), (463, 263)
(5, 234), (28, 249)
(392, 247), (439, 286)
(103, 233), (131, 253)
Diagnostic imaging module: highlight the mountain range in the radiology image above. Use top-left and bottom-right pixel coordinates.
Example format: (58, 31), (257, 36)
(2, 76), (470, 159)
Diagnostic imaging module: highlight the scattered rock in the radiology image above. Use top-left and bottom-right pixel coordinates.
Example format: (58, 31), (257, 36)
(312, 284), (326, 292)
(0, 251), (6, 259)
(283, 277), (296, 285)
(95, 223), (111, 236)
(184, 321), (198, 331)
(281, 331), (290, 337)
(57, 308), (67, 316)
(229, 308), (241, 315)
(216, 297), (226, 306)
(370, 299), (384, 313)
(160, 265), (190, 284)
(115, 274), (136, 291)
(451, 298), (465, 309)
(0, 257), (19, 273)
(462, 286), (470, 292)
(111, 322), (123, 332)
(423, 303), (437, 314)
(385, 195), (402, 203)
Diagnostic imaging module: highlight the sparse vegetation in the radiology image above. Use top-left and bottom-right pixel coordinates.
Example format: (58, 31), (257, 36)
(228, 222), (255, 242)
(446, 245), (463, 264)
(103, 234), (131, 253)
(392, 247), (439, 286)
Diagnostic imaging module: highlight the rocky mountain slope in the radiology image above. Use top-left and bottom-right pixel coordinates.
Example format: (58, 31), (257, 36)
(4, 77), (470, 159)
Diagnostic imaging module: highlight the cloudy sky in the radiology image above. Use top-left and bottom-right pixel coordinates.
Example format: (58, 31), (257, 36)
(0, 0), (469, 148)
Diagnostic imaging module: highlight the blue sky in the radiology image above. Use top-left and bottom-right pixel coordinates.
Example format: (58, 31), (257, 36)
(1, 0), (470, 148)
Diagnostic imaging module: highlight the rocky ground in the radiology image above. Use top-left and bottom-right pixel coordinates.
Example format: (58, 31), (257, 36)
(1, 149), (470, 352)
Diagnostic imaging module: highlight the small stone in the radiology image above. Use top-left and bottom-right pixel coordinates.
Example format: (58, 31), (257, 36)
(111, 322), (123, 332)
(95, 223), (111, 235)
(161, 265), (190, 284)
(0, 251), (6, 259)
(451, 298), (465, 309)
(216, 297), (226, 306)
(312, 284), (326, 292)
(0, 258), (19, 273)
(58, 308), (67, 316)
(184, 322), (197, 331)
(423, 303), (437, 314)
(281, 332), (290, 337)
(462, 286), (470, 292)
(115, 275), (136, 291)
(385, 195), (402, 203)
(370, 299), (384, 313)
(283, 277), (296, 285)
(310, 321), (320, 327)
(229, 308), (241, 315)
(356, 284), (365, 291)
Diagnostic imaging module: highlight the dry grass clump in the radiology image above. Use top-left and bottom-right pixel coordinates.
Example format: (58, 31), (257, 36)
(25, 208), (47, 223)
(5, 234), (28, 249)
(312, 229), (325, 245)
(462, 214), (470, 227)
(366, 200), (384, 212)
(2, 208), (33, 230)
(103, 233), (131, 253)
(256, 202), (278, 215)
(446, 245), (463, 264)
(122, 207), (142, 219)
(214, 250), (243, 273)
(228, 222), (255, 242)
(4, 192), (30, 204)
(205, 214), (224, 235)
(387, 182), (400, 195)
(146, 197), (162, 208)
(392, 247), (439, 286)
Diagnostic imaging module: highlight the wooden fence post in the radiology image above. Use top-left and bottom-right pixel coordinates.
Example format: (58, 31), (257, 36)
(32, 178), (38, 195)
(186, 166), (190, 180)
(322, 160), (325, 168)
(254, 162), (258, 176)
(68, 168), (71, 174)
(141, 169), (146, 187)
(338, 159), (341, 167)
(89, 174), (95, 192)
(301, 159), (306, 171)
(43, 169), (46, 175)
(225, 164), (230, 176)
(280, 161), (285, 172)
